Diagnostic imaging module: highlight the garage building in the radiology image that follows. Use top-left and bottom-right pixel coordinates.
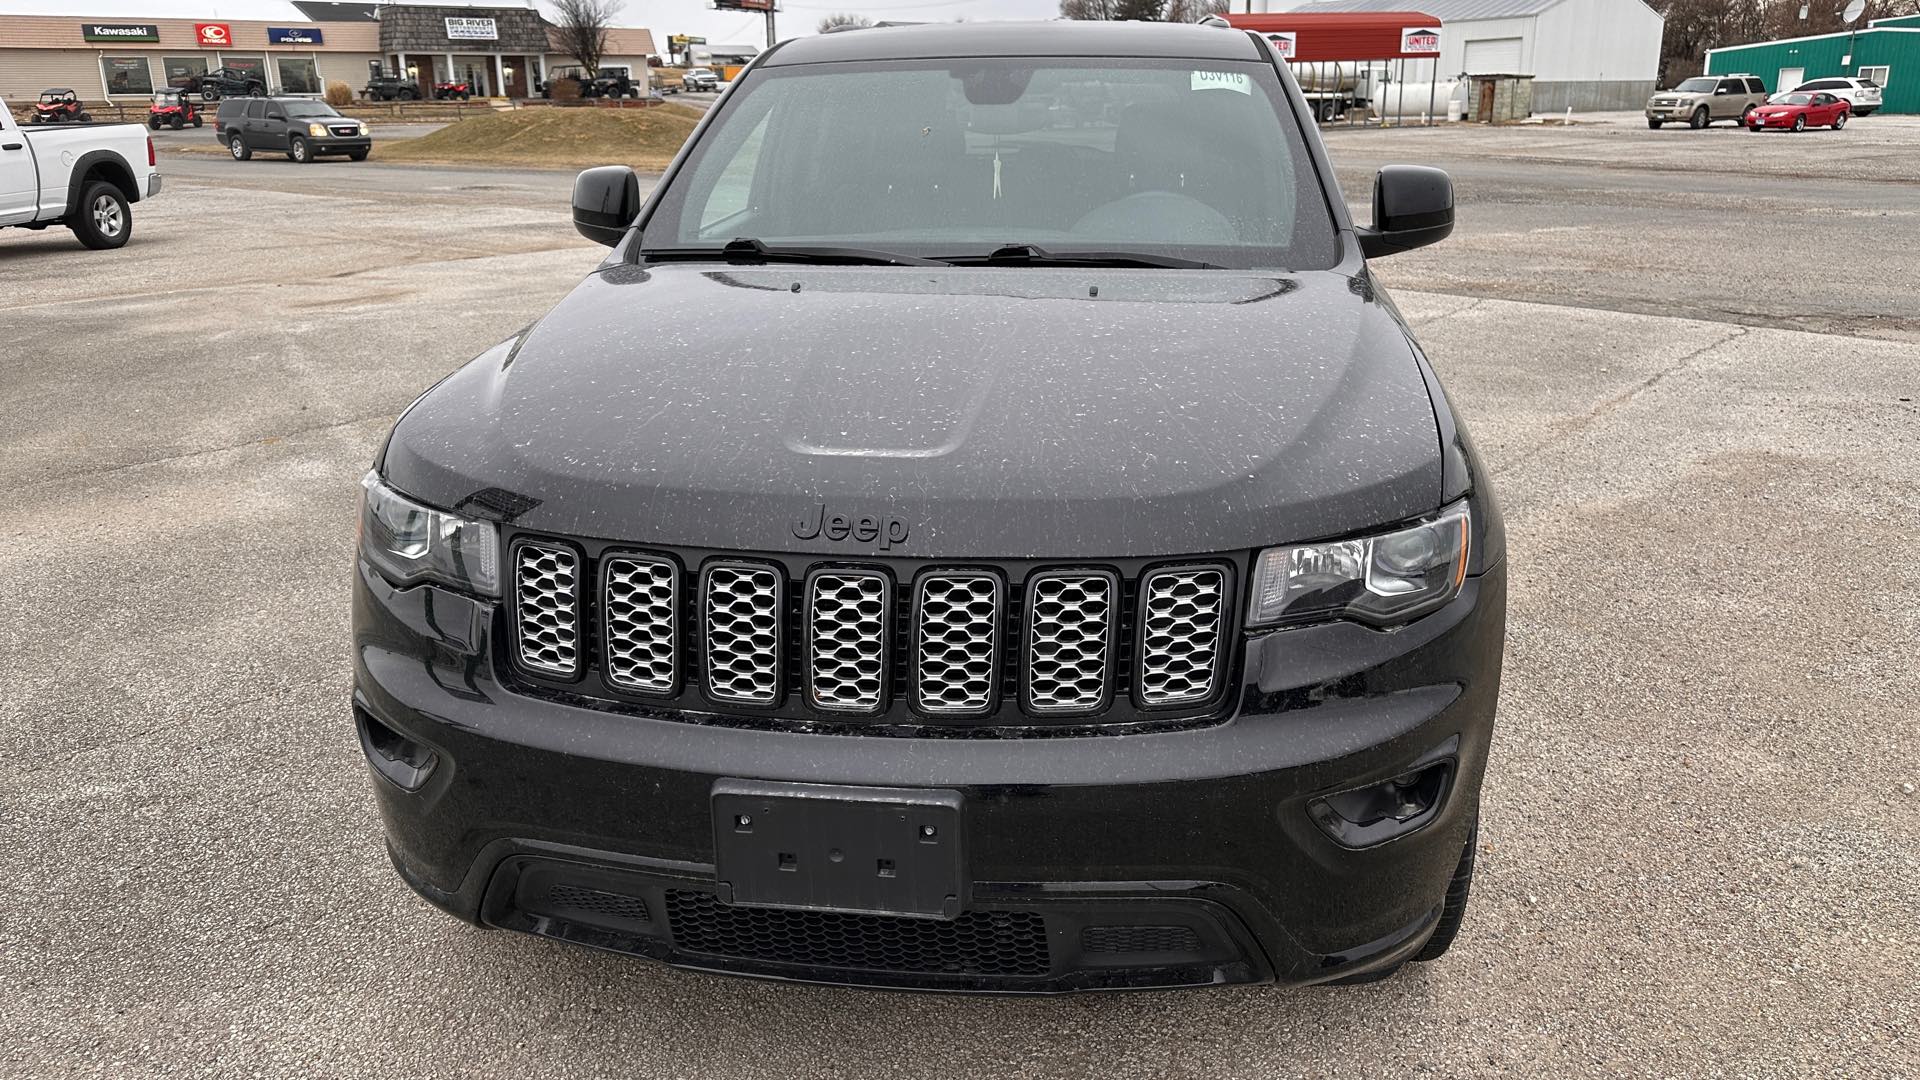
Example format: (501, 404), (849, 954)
(1704, 17), (1920, 113)
(1246, 0), (1665, 111)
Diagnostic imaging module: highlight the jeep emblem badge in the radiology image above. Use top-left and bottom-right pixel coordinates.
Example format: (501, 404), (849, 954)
(792, 503), (909, 550)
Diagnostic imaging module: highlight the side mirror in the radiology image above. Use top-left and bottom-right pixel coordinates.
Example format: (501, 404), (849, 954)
(1357, 165), (1453, 259)
(572, 164), (641, 246)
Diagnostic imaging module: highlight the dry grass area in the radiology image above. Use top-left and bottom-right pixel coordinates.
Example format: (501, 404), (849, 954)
(372, 105), (702, 171)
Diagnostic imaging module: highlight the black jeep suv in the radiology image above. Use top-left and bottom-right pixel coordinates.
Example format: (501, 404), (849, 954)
(176, 66), (266, 100)
(218, 97), (370, 163)
(354, 22), (1505, 993)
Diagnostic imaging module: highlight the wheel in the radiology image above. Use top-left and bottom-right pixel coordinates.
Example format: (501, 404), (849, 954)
(1741, 104), (1755, 124)
(1834, 113), (1847, 130)
(1792, 115), (1805, 132)
(192, 115), (202, 128)
(1689, 106), (1709, 129)
(399, 88), (417, 101)
(347, 149), (368, 161)
(149, 117), (162, 129)
(248, 84), (263, 97)
(1647, 118), (1661, 129)
(69, 180), (131, 250)
(288, 135), (312, 163)
(1411, 825), (1478, 963)
(170, 114), (183, 130)
(228, 133), (251, 160)
(203, 86), (220, 102)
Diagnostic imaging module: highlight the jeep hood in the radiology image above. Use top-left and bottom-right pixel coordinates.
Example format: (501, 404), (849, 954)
(382, 264), (1444, 558)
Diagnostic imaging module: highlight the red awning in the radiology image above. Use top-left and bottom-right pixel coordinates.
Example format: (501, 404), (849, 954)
(1223, 12), (1443, 62)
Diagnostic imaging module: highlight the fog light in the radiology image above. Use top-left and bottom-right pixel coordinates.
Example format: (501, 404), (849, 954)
(1309, 757), (1453, 848)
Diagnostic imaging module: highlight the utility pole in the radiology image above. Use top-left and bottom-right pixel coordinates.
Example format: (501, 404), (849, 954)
(766, 5), (776, 49)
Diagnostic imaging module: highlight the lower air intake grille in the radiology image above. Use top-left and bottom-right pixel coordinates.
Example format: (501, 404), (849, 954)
(703, 563), (782, 705)
(1081, 925), (1202, 955)
(1024, 571), (1116, 713)
(1135, 566), (1227, 706)
(514, 542), (580, 675)
(665, 891), (1051, 976)
(547, 884), (651, 924)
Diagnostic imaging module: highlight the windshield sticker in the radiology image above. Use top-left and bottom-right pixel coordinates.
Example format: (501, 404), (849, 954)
(1191, 70), (1252, 95)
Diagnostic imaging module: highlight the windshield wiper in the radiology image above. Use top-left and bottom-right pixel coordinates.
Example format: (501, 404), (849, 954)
(642, 237), (949, 267)
(939, 243), (1223, 270)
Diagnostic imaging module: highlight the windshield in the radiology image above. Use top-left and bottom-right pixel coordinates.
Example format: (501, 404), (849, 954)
(1675, 78), (1717, 93)
(642, 58), (1341, 270)
(284, 102), (341, 118)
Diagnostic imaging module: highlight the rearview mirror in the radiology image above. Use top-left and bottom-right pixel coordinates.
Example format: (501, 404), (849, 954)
(572, 165), (641, 246)
(1357, 165), (1453, 259)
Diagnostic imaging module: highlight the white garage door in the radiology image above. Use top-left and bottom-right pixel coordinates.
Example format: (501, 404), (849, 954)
(1463, 37), (1524, 74)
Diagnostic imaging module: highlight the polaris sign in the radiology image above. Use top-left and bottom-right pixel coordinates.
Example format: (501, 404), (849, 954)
(268, 27), (325, 45)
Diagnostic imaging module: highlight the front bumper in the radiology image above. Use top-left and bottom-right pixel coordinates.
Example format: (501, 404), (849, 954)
(1748, 113), (1800, 128)
(352, 557), (1505, 992)
(1645, 103), (1702, 120)
(311, 136), (372, 154)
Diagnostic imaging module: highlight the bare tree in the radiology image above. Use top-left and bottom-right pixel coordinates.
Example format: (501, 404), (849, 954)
(1058, 0), (1121, 19)
(552, 0), (623, 77)
(1163, 0), (1229, 21)
(1061, 0), (1225, 20)
(817, 12), (874, 32)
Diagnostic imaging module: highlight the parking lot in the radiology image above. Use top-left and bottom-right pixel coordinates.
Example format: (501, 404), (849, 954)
(3, 116), (1916, 1078)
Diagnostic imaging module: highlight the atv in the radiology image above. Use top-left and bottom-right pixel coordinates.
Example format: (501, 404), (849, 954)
(29, 89), (90, 124)
(147, 89), (203, 130)
(433, 81), (473, 100)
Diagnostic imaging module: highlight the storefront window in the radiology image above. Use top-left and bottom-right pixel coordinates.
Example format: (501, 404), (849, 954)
(161, 56), (209, 91)
(276, 57), (320, 95)
(101, 56), (154, 95)
(222, 56), (268, 86)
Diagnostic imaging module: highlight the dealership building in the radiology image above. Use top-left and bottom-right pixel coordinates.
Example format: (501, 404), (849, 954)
(0, 2), (658, 103)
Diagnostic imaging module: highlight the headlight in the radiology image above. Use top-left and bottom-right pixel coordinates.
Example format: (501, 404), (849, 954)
(1247, 502), (1470, 628)
(358, 472), (499, 596)
(308, 122), (328, 137)
(357, 121), (369, 135)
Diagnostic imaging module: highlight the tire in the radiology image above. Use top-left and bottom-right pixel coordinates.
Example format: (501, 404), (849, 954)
(288, 135), (312, 164)
(69, 180), (131, 250)
(399, 89), (417, 101)
(1741, 104), (1755, 124)
(1834, 113), (1847, 130)
(248, 84), (263, 97)
(203, 86), (220, 102)
(1411, 825), (1478, 963)
(228, 133), (251, 160)
(170, 115), (183, 130)
(1689, 106), (1709, 129)
(1792, 115), (1805, 132)
(149, 117), (162, 129)
(1647, 118), (1661, 129)
(347, 149), (368, 161)
(192, 115), (202, 128)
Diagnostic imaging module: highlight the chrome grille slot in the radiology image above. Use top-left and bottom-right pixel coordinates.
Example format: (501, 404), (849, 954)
(1024, 571), (1116, 713)
(913, 573), (1001, 716)
(703, 564), (782, 705)
(1136, 566), (1226, 707)
(806, 570), (890, 712)
(602, 555), (678, 694)
(514, 542), (580, 675)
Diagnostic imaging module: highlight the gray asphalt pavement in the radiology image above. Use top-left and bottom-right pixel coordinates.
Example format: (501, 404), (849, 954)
(2, 119), (1916, 1078)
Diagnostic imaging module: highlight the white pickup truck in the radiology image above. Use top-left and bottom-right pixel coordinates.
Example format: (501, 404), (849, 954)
(1, 95), (162, 250)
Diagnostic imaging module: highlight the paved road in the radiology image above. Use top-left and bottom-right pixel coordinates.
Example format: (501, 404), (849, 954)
(3, 121), (1916, 1078)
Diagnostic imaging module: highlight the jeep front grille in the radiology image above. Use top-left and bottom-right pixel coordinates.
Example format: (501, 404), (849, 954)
(806, 570), (890, 712)
(1023, 571), (1117, 713)
(513, 542), (580, 675)
(602, 555), (678, 694)
(913, 572), (1002, 716)
(702, 564), (783, 705)
(508, 543), (1234, 726)
(1135, 567), (1226, 707)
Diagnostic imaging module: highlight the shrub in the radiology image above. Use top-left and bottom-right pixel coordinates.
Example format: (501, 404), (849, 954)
(324, 80), (352, 107)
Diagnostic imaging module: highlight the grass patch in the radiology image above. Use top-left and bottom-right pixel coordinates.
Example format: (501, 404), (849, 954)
(373, 106), (702, 171)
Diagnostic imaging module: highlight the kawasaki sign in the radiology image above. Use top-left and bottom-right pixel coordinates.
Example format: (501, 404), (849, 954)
(82, 22), (159, 42)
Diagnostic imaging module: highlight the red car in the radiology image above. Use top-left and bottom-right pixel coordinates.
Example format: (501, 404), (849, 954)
(1747, 91), (1849, 132)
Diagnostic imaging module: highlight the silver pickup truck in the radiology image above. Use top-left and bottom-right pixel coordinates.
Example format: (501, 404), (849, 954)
(1, 95), (163, 249)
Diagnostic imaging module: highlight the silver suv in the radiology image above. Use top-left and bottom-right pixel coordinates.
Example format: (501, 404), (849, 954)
(1647, 75), (1768, 129)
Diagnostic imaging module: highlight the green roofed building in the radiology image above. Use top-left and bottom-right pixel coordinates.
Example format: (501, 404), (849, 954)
(1704, 19), (1920, 112)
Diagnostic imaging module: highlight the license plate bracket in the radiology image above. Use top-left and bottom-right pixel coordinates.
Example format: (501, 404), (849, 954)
(711, 780), (965, 918)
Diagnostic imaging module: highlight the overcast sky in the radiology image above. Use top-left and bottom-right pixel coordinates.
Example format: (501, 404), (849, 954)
(15, 0), (1065, 52)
